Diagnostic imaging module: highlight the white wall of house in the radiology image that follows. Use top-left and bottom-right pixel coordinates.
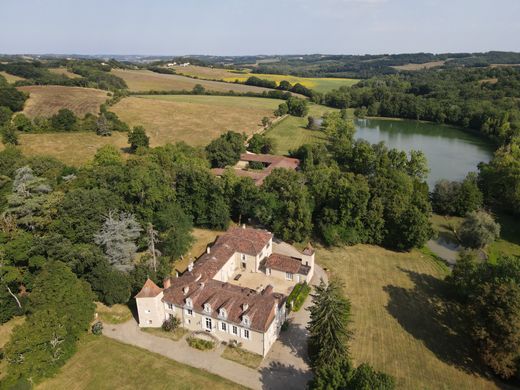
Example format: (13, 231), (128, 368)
(214, 254), (235, 282)
(136, 292), (165, 328)
(177, 304), (268, 356)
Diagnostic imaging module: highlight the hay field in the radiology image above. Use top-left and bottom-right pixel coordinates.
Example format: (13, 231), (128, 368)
(393, 61), (446, 71)
(0, 71), (25, 83)
(112, 95), (280, 147)
(111, 69), (275, 94)
(172, 65), (358, 93)
(37, 336), (246, 390)
(16, 132), (128, 166)
(48, 67), (81, 78)
(17, 85), (108, 118)
(318, 244), (504, 390)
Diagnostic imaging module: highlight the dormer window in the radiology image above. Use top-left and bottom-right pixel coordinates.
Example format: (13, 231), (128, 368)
(242, 315), (250, 327)
(185, 297), (193, 308)
(219, 308), (227, 319)
(204, 303), (212, 313)
(241, 254), (246, 261)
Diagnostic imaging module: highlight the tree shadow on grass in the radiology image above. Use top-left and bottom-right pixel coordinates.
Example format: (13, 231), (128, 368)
(259, 360), (311, 390)
(383, 267), (508, 388)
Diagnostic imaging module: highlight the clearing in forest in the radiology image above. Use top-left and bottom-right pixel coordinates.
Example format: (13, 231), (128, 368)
(0, 71), (25, 83)
(17, 85), (108, 118)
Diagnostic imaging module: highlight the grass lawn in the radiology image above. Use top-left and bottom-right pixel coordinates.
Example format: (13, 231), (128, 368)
(12, 131), (129, 166)
(111, 69), (275, 94)
(142, 326), (188, 341)
(175, 228), (225, 273)
(265, 104), (337, 155)
(0, 317), (25, 380)
(95, 302), (133, 324)
(36, 335), (246, 390)
(172, 65), (359, 93)
(222, 346), (263, 369)
(112, 95), (280, 147)
(17, 85), (108, 118)
(0, 71), (25, 83)
(317, 244), (503, 390)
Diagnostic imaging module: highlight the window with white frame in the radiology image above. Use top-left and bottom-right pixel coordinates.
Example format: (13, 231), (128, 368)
(205, 317), (212, 331)
(232, 325), (238, 335)
(204, 303), (211, 313)
(243, 329), (250, 340)
(285, 272), (293, 281)
(219, 308), (227, 319)
(167, 303), (174, 310)
(220, 322), (227, 332)
(185, 297), (193, 308)
(186, 308), (193, 316)
(168, 313), (174, 320)
(242, 315), (250, 327)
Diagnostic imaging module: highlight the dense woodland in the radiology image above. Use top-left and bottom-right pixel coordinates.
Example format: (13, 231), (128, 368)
(0, 54), (519, 387)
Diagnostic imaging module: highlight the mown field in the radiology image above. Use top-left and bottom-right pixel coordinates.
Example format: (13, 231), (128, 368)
(36, 336), (246, 390)
(111, 69), (275, 94)
(0, 71), (24, 83)
(173, 65), (359, 93)
(265, 104), (338, 155)
(112, 95), (281, 147)
(317, 244), (504, 390)
(17, 85), (108, 118)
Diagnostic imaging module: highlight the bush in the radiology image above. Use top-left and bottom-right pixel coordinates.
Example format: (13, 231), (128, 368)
(459, 210), (500, 249)
(248, 161), (264, 170)
(286, 282), (311, 312)
(91, 321), (103, 335)
(51, 108), (77, 131)
(162, 317), (181, 332)
(187, 336), (215, 350)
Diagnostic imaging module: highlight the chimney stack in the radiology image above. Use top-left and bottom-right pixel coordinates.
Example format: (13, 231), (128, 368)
(183, 286), (189, 295)
(188, 262), (194, 272)
(206, 246), (211, 254)
(242, 224), (246, 229)
(163, 278), (171, 289)
(242, 303), (249, 311)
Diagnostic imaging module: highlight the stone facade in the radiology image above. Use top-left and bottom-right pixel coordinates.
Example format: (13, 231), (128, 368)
(135, 226), (315, 357)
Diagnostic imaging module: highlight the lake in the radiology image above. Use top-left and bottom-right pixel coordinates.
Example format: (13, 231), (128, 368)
(354, 118), (494, 187)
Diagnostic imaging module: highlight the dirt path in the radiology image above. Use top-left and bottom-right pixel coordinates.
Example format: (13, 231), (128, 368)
(427, 238), (461, 266)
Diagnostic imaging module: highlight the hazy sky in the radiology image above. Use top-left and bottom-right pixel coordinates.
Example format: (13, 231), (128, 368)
(1, 0), (519, 55)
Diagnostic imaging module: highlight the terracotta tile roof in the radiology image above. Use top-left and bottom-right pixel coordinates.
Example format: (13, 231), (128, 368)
(135, 278), (163, 298)
(263, 254), (311, 276)
(212, 153), (300, 186)
(163, 279), (285, 332)
(158, 226), (283, 332)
